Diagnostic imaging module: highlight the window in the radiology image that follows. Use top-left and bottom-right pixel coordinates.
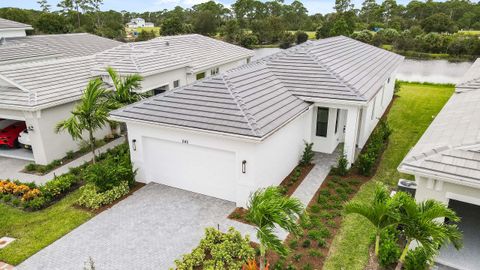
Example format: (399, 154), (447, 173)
(335, 109), (340, 134)
(173, 80), (180, 88)
(316, 107), (329, 137)
(196, 72), (206, 80)
(210, 67), (219, 76)
(380, 88), (385, 107)
(247, 57), (251, 64)
(387, 77), (391, 83)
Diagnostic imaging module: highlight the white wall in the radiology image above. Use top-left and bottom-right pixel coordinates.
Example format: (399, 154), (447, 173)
(25, 102), (110, 165)
(310, 107), (347, 154)
(187, 58), (250, 84)
(415, 175), (480, 206)
(0, 29), (27, 38)
(140, 67), (188, 92)
(357, 74), (396, 148)
(124, 109), (308, 206)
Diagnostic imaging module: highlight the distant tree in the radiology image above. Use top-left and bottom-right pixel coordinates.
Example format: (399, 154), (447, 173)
(350, 29), (374, 44)
(137, 30), (156, 41)
(295, 31), (309, 44)
(331, 18), (353, 36)
(191, 1), (229, 36)
(35, 12), (70, 34)
(160, 17), (185, 36)
(279, 31), (295, 49)
(335, 0), (354, 14)
(220, 19), (242, 43)
(360, 0), (382, 24)
(37, 0), (51, 12)
(238, 32), (258, 49)
(421, 13), (457, 33)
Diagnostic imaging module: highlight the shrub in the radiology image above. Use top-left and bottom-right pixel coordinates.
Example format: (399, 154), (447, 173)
(84, 148), (135, 192)
(295, 31), (309, 44)
(66, 151), (75, 160)
(302, 264), (313, 270)
(378, 227), (401, 268)
(41, 174), (78, 200)
(319, 189), (330, 197)
(239, 33), (258, 49)
(279, 32), (295, 49)
(404, 246), (432, 270)
(25, 163), (37, 172)
(293, 253), (302, 262)
(24, 196), (47, 210)
(357, 152), (376, 176)
(308, 249), (322, 258)
(174, 227), (255, 270)
(77, 181), (130, 210)
(317, 238), (327, 247)
(289, 240), (298, 250)
(299, 141), (314, 167)
(332, 153), (349, 176)
(302, 239), (311, 248)
(290, 167), (302, 183)
(309, 204), (321, 214)
(317, 195), (328, 204)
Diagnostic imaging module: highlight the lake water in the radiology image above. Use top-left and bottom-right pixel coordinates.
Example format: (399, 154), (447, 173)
(253, 48), (473, 84)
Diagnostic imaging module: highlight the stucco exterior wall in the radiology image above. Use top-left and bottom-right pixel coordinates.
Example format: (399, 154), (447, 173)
(310, 107), (347, 154)
(26, 102), (110, 165)
(357, 73), (396, 148)
(187, 58), (250, 84)
(415, 175), (480, 206)
(124, 109), (308, 206)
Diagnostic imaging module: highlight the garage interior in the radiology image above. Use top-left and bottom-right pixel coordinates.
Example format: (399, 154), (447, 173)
(0, 118), (34, 162)
(436, 199), (480, 270)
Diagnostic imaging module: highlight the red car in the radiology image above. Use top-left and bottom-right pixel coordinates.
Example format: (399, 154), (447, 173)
(0, 122), (26, 148)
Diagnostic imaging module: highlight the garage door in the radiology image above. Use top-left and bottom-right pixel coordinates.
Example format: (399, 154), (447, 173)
(143, 137), (237, 202)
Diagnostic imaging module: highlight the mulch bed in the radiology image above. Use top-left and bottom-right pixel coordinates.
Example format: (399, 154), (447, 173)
(227, 164), (314, 224)
(75, 182), (146, 215)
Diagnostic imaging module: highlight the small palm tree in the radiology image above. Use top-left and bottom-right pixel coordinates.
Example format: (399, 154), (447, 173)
(56, 78), (113, 163)
(106, 67), (144, 108)
(392, 192), (463, 270)
(345, 183), (399, 257)
(246, 186), (305, 270)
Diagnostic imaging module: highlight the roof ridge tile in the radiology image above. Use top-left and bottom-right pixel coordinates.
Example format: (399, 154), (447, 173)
(221, 74), (261, 136)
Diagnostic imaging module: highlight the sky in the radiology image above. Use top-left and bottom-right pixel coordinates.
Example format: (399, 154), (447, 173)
(0, 0), (414, 15)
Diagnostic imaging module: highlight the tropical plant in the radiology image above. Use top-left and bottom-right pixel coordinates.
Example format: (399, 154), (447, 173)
(391, 192), (463, 270)
(345, 183), (399, 257)
(55, 78), (113, 163)
(246, 187), (305, 270)
(299, 141), (314, 166)
(106, 67), (144, 108)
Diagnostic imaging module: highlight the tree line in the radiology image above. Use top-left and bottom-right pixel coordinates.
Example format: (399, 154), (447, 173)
(2, 0), (480, 56)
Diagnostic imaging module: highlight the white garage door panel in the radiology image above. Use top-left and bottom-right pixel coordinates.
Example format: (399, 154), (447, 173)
(143, 137), (236, 202)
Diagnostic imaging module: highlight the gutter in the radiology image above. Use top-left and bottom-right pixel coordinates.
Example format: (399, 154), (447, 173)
(398, 163), (480, 190)
(109, 105), (312, 144)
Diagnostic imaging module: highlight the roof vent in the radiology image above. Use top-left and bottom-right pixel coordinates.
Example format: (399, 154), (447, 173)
(0, 37), (6, 46)
(165, 41), (169, 46)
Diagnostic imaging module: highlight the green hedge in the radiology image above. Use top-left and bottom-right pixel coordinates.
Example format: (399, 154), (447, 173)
(356, 120), (392, 176)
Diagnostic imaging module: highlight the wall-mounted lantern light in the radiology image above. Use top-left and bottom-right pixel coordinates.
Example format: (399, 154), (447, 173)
(132, 139), (137, 151)
(242, 160), (247, 174)
(27, 125), (34, 132)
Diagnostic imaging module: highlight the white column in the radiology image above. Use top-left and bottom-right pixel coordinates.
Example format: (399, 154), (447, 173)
(344, 106), (360, 168)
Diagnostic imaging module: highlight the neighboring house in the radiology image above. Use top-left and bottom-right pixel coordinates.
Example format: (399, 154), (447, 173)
(126, 18), (154, 28)
(0, 19), (253, 166)
(92, 34), (254, 95)
(398, 59), (480, 269)
(0, 18), (32, 38)
(110, 36), (404, 206)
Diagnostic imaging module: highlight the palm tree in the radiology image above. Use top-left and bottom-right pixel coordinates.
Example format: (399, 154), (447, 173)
(55, 78), (113, 163)
(345, 183), (399, 257)
(106, 67), (144, 108)
(392, 192), (463, 270)
(245, 186), (305, 270)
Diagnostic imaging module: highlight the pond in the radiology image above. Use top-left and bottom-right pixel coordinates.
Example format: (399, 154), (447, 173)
(253, 48), (473, 84)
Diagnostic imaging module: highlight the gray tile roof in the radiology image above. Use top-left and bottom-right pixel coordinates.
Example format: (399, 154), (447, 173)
(111, 36), (403, 139)
(399, 59), (480, 183)
(0, 56), (97, 110)
(93, 34), (255, 74)
(0, 18), (32, 29)
(0, 33), (122, 64)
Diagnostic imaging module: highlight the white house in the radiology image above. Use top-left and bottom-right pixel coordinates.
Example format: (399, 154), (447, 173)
(398, 59), (480, 269)
(0, 19), (253, 165)
(110, 36), (404, 207)
(0, 18), (32, 38)
(126, 18), (154, 28)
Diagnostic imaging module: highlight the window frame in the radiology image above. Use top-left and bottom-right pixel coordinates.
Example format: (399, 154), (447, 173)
(334, 109), (340, 134)
(173, 80), (180, 88)
(196, 72), (206, 80)
(316, 107), (329, 138)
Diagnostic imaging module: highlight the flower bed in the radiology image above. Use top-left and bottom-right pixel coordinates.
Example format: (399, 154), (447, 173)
(22, 135), (120, 175)
(0, 143), (134, 211)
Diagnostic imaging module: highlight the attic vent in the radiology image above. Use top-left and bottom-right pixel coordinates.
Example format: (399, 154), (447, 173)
(165, 41), (169, 46)
(0, 37), (6, 46)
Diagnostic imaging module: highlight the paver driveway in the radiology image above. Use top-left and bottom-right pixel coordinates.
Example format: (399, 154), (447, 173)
(18, 183), (237, 270)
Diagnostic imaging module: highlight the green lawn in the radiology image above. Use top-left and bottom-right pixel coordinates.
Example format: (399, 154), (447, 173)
(323, 82), (455, 270)
(458, 30), (480, 36)
(0, 190), (92, 265)
(287, 30), (316, 39)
